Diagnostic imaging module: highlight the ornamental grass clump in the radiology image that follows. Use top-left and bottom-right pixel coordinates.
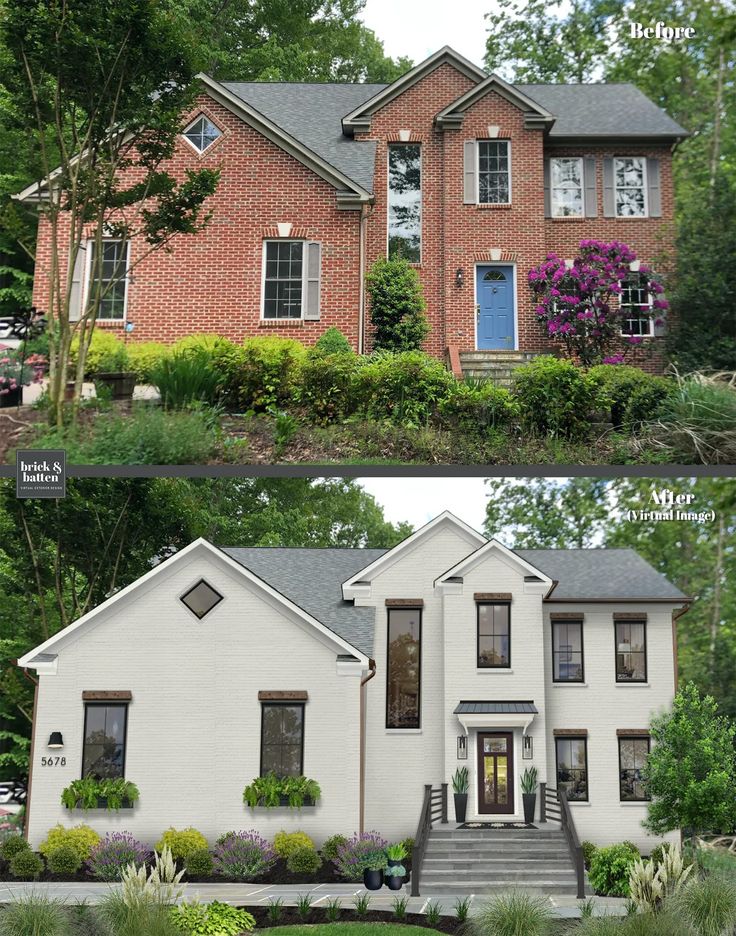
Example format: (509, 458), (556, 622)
(473, 891), (555, 936)
(0, 893), (71, 936)
(333, 831), (388, 881)
(213, 830), (276, 880)
(88, 832), (150, 881)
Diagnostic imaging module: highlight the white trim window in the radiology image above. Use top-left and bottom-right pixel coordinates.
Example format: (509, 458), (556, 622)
(183, 114), (222, 153)
(551, 157), (583, 217)
(87, 240), (130, 321)
(614, 157), (647, 217)
(620, 274), (655, 337)
(478, 140), (511, 204)
(263, 240), (304, 320)
(387, 143), (421, 262)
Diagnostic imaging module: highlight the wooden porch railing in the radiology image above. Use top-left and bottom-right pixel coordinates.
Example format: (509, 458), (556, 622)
(544, 784), (585, 898)
(410, 783), (448, 896)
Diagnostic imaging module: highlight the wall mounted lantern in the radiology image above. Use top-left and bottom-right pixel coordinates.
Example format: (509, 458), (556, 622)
(455, 268), (464, 288)
(457, 735), (468, 759)
(47, 732), (64, 749)
(522, 735), (533, 759)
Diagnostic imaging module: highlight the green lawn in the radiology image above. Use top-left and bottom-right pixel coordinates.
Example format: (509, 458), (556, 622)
(259, 927), (445, 936)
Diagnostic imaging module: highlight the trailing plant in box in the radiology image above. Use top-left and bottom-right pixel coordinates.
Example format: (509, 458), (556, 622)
(242, 772), (321, 808)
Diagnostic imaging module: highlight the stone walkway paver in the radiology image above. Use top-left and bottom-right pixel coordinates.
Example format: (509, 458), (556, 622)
(0, 881), (627, 918)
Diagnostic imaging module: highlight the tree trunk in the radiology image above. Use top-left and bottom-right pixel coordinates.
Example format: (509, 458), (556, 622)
(709, 46), (725, 201)
(709, 514), (725, 682)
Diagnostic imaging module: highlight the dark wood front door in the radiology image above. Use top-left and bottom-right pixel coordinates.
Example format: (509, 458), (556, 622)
(477, 732), (514, 814)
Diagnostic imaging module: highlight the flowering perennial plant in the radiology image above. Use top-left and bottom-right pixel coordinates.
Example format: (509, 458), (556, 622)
(333, 831), (389, 881)
(87, 832), (150, 881)
(528, 240), (668, 366)
(213, 830), (277, 880)
(0, 350), (46, 395)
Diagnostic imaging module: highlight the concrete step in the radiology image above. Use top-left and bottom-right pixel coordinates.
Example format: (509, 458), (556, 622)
(429, 830), (565, 840)
(459, 352), (535, 362)
(423, 859), (574, 870)
(419, 882), (582, 896)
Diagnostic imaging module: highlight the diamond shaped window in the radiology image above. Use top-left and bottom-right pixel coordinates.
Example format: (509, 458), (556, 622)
(180, 579), (223, 619)
(183, 115), (222, 153)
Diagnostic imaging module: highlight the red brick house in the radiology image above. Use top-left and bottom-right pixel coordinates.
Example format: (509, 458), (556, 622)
(23, 47), (687, 365)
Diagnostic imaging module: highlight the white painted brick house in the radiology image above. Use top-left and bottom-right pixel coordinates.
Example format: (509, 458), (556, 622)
(19, 512), (686, 855)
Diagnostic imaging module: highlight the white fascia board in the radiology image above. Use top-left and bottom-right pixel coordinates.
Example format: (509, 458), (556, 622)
(336, 658), (367, 677)
(198, 75), (372, 204)
(434, 539), (553, 589)
(341, 511), (486, 599)
(18, 538), (368, 669)
(456, 711), (537, 736)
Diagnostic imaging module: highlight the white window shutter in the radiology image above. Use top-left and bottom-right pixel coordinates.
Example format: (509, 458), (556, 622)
(463, 141), (477, 204)
(543, 159), (551, 217)
(603, 158), (615, 217)
(647, 159), (661, 217)
(68, 243), (87, 321)
(303, 242), (321, 320)
(584, 158), (597, 217)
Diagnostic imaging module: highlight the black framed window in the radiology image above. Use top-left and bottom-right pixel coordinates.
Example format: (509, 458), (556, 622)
(180, 579), (223, 619)
(260, 703), (304, 776)
(615, 620), (647, 682)
(619, 736), (650, 802)
(386, 607), (421, 729)
(552, 620), (584, 682)
(388, 144), (421, 262)
(478, 140), (510, 204)
(477, 603), (510, 668)
(82, 704), (128, 779)
(555, 736), (588, 802)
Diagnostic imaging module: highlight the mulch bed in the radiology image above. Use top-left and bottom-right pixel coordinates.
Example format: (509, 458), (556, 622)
(245, 906), (462, 934)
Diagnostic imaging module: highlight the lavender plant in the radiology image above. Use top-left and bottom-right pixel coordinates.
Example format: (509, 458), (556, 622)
(88, 832), (151, 882)
(212, 830), (276, 880)
(333, 831), (388, 881)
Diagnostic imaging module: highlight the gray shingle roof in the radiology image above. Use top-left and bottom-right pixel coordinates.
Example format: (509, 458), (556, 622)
(454, 701), (538, 714)
(222, 546), (386, 656)
(221, 82), (384, 193)
(517, 83), (687, 139)
(517, 549), (687, 601)
(217, 78), (685, 193)
(221, 545), (684, 656)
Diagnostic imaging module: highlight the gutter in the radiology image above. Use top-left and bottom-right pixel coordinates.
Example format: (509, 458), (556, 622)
(359, 658), (377, 834)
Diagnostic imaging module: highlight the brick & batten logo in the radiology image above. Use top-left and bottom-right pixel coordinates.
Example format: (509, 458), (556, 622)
(16, 450), (66, 499)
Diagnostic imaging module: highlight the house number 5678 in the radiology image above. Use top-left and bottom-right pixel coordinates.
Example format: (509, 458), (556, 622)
(40, 756), (66, 767)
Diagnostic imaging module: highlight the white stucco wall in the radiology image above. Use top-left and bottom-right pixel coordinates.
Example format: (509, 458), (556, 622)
(27, 547), (362, 848)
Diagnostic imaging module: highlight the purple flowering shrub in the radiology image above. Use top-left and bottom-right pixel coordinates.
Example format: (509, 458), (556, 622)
(529, 240), (668, 366)
(87, 832), (150, 881)
(333, 831), (388, 881)
(213, 830), (277, 880)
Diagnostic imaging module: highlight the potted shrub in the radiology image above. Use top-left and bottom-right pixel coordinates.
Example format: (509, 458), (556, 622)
(385, 841), (407, 870)
(384, 863), (406, 890)
(92, 344), (136, 400)
(362, 852), (386, 891)
(0, 349), (46, 407)
(521, 766), (538, 824)
(452, 766), (469, 823)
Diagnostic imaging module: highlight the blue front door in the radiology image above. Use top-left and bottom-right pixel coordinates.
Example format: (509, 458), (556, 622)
(476, 265), (515, 350)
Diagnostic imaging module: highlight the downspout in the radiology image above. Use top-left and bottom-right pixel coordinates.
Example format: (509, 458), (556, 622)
(358, 204), (368, 354)
(672, 603), (690, 693)
(18, 666), (39, 841)
(359, 658), (377, 834)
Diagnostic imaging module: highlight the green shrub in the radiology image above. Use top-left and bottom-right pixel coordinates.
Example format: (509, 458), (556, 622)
(155, 828), (208, 861)
(9, 848), (44, 880)
(589, 364), (675, 429)
(314, 327), (354, 355)
(150, 350), (223, 409)
(30, 406), (219, 464)
(513, 355), (604, 439)
(439, 379), (519, 433)
(183, 848), (213, 878)
(0, 834), (30, 862)
(97, 891), (180, 936)
(582, 840), (598, 870)
(71, 331), (130, 376)
(39, 825), (100, 863)
(295, 352), (363, 423)
(588, 842), (641, 897)
(321, 834), (348, 863)
(127, 342), (169, 383)
(696, 846), (736, 877)
(0, 893), (71, 936)
(672, 873), (736, 936)
(474, 891), (555, 936)
(214, 336), (308, 412)
(47, 844), (83, 877)
(366, 256), (429, 352)
(172, 334), (233, 355)
(273, 830), (315, 858)
(649, 843), (666, 866)
(286, 846), (323, 875)
(170, 900), (255, 936)
(646, 375), (736, 464)
(355, 351), (454, 427)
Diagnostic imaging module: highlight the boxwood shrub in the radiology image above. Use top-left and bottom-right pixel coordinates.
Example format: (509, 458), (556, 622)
(183, 847), (214, 878)
(10, 848), (44, 880)
(513, 355), (604, 439)
(39, 825), (100, 863)
(214, 337), (308, 412)
(294, 352), (363, 423)
(589, 364), (675, 429)
(313, 327), (354, 355)
(47, 844), (82, 877)
(439, 379), (519, 433)
(155, 827), (209, 861)
(273, 831), (315, 858)
(286, 846), (323, 875)
(0, 833), (30, 862)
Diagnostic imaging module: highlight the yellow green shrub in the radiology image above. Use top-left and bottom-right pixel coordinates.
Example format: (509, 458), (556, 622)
(155, 827), (208, 860)
(273, 830), (315, 858)
(39, 824), (100, 862)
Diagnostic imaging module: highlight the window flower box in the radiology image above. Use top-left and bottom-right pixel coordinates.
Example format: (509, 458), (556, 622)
(61, 778), (140, 812)
(243, 772), (321, 809)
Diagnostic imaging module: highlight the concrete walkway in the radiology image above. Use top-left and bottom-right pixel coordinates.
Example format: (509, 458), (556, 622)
(0, 881), (627, 919)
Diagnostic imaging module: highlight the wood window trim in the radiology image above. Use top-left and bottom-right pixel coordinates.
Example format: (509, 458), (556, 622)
(553, 728), (589, 736)
(82, 691), (132, 701)
(618, 734), (651, 802)
(385, 599), (424, 607)
(616, 728), (650, 736)
(550, 612), (584, 621)
(552, 619), (585, 684)
(386, 606), (422, 730)
(476, 601), (511, 669)
(615, 619), (648, 683)
(259, 700), (305, 777)
(258, 691), (308, 701)
(613, 612), (649, 621)
(554, 735), (589, 802)
(474, 593), (513, 602)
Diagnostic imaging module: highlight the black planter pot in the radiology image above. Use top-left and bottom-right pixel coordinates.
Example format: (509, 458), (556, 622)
(454, 792), (468, 823)
(0, 386), (22, 407)
(522, 792), (537, 824)
(363, 868), (383, 890)
(387, 858), (403, 869)
(95, 372), (137, 400)
(385, 874), (404, 890)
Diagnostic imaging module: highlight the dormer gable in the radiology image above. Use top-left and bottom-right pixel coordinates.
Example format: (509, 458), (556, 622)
(434, 538), (554, 596)
(435, 73), (556, 132)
